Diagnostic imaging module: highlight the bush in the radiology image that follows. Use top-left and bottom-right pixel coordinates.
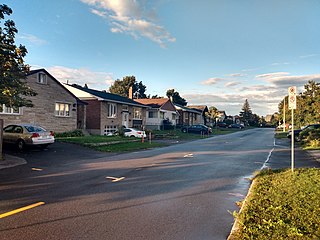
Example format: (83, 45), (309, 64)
(300, 129), (320, 148)
(55, 129), (84, 138)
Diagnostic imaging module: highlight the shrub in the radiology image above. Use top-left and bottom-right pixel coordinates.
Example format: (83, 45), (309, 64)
(300, 129), (320, 148)
(55, 129), (84, 138)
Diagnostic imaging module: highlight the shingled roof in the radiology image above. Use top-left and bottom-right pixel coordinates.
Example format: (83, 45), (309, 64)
(135, 98), (169, 108)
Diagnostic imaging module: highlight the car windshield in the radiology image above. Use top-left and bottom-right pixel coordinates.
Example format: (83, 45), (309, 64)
(24, 125), (45, 132)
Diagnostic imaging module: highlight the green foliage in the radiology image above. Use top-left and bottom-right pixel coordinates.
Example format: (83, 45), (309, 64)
(108, 76), (147, 98)
(278, 81), (320, 128)
(0, 4), (37, 107)
(300, 129), (320, 149)
(166, 89), (187, 106)
(54, 130), (84, 138)
(232, 168), (320, 239)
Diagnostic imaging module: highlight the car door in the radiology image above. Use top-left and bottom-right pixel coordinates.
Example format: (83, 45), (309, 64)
(3, 125), (16, 144)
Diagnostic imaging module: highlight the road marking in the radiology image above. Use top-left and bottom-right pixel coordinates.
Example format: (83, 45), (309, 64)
(0, 202), (45, 219)
(106, 176), (125, 182)
(261, 147), (274, 170)
(184, 153), (193, 158)
(32, 168), (43, 171)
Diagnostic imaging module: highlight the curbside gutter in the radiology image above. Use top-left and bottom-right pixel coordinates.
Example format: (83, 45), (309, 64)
(227, 178), (256, 240)
(0, 154), (27, 170)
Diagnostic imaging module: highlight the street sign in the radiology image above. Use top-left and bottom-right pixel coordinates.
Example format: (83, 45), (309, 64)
(288, 86), (296, 110)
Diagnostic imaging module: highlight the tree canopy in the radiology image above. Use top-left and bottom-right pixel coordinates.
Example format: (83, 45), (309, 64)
(108, 76), (147, 98)
(0, 4), (36, 108)
(166, 89), (187, 106)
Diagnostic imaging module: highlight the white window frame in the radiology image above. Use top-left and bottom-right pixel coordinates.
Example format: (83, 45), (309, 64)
(160, 111), (165, 119)
(0, 104), (21, 115)
(55, 102), (71, 117)
(148, 110), (158, 118)
(37, 73), (47, 84)
(133, 107), (142, 120)
(107, 103), (117, 118)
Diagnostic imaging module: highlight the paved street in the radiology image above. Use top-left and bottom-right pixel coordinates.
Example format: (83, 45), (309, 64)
(0, 128), (318, 240)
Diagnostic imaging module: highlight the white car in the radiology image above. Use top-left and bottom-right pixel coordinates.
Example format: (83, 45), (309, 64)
(124, 128), (146, 138)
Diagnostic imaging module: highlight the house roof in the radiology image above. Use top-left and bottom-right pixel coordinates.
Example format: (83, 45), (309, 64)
(67, 84), (148, 108)
(27, 69), (87, 105)
(187, 105), (208, 113)
(135, 98), (169, 108)
(173, 103), (201, 114)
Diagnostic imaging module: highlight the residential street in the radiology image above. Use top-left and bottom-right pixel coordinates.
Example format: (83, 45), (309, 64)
(0, 128), (318, 240)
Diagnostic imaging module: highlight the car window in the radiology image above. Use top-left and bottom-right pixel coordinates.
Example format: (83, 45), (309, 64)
(3, 125), (15, 133)
(124, 129), (131, 132)
(13, 126), (23, 133)
(25, 126), (45, 132)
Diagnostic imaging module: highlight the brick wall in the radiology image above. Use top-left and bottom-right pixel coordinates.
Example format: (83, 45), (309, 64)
(0, 71), (77, 133)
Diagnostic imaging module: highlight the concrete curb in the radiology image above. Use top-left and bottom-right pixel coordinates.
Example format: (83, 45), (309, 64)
(0, 154), (27, 170)
(227, 178), (256, 240)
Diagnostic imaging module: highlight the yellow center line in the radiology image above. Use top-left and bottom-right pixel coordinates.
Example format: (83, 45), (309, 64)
(0, 202), (45, 219)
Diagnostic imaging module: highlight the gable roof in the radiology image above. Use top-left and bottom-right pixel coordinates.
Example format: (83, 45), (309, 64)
(67, 84), (148, 108)
(135, 98), (169, 108)
(27, 69), (87, 105)
(187, 105), (208, 113)
(173, 103), (202, 114)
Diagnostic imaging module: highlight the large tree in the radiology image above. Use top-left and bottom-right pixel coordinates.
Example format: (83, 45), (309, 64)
(108, 76), (147, 98)
(239, 99), (253, 126)
(166, 89), (187, 106)
(0, 4), (36, 108)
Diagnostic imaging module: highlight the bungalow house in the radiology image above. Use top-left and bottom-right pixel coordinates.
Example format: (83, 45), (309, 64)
(65, 84), (149, 135)
(187, 105), (209, 125)
(0, 69), (84, 133)
(174, 103), (203, 126)
(135, 98), (177, 130)
(217, 111), (227, 122)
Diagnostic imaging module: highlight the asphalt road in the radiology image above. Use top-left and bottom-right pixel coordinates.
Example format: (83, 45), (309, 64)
(1, 128), (316, 240)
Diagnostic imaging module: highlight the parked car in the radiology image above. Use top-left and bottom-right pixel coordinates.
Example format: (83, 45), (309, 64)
(3, 124), (55, 150)
(287, 124), (320, 141)
(124, 128), (147, 138)
(217, 122), (228, 128)
(229, 123), (244, 129)
(181, 124), (212, 134)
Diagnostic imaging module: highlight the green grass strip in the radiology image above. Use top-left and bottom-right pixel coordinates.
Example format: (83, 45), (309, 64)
(232, 168), (320, 240)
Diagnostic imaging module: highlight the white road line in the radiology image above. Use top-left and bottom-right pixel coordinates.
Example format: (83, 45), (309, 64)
(106, 176), (125, 182)
(31, 168), (43, 171)
(183, 153), (193, 158)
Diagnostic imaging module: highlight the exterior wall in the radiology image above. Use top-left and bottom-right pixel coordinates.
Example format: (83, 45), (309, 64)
(77, 104), (86, 129)
(0, 72), (77, 133)
(85, 99), (101, 134)
(145, 109), (176, 130)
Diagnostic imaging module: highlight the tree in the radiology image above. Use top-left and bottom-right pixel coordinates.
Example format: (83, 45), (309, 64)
(206, 106), (219, 120)
(0, 4), (36, 108)
(239, 99), (253, 126)
(108, 76), (147, 98)
(166, 89), (187, 106)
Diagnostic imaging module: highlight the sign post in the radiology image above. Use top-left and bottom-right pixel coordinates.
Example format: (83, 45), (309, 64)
(288, 86), (297, 172)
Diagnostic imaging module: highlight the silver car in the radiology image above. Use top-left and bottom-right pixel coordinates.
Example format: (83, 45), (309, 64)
(3, 124), (55, 150)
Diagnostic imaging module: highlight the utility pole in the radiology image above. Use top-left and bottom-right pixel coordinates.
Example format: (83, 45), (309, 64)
(283, 97), (286, 132)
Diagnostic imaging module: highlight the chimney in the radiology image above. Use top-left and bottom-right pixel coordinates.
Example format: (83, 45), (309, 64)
(129, 86), (133, 99)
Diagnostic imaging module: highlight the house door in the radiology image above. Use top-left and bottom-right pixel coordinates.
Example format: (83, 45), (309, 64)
(122, 112), (129, 128)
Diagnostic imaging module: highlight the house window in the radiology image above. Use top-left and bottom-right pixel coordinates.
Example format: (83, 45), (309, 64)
(172, 113), (176, 121)
(160, 112), (165, 119)
(0, 104), (21, 115)
(133, 107), (142, 119)
(104, 125), (117, 135)
(148, 111), (157, 118)
(122, 105), (128, 111)
(107, 103), (117, 118)
(37, 73), (47, 84)
(55, 102), (71, 117)
(194, 114), (197, 121)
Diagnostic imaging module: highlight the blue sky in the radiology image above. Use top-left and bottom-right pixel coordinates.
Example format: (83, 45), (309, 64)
(4, 0), (320, 116)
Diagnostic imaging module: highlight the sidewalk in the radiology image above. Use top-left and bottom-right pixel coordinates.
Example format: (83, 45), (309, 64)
(307, 149), (320, 162)
(0, 154), (27, 170)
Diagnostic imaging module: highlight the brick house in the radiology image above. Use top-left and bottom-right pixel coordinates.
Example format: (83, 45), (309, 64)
(174, 103), (203, 127)
(135, 98), (178, 130)
(0, 69), (84, 133)
(65, 84), (149, 135)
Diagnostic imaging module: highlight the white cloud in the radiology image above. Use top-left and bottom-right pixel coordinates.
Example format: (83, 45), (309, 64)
(224, 81), (241, 87)
(227, 73), (246, 78)
(81, 0), (175, 47)
(299, 54), (318, 59)
(46, 66), (114, 90)
(201, 77), (224, 85)
(18, 33), (48, 46)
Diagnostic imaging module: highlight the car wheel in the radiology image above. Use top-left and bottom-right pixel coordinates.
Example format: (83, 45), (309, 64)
(17, 139), (25, 151)
(182, 128), (187, 133)
(130, 135), (135, 138)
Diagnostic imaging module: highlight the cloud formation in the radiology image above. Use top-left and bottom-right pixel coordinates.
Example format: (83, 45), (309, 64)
(201, 77), (224, 85)
(45, 66), (114, 90)
(18, 33), (48, 45)
(81, 0), (176, 47)
(224, 81), (241, 87)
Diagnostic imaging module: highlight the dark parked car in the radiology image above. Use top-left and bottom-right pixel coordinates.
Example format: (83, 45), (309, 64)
(181, 124), (212, 134)
(229, 123), (244, 129)
(287, 124), (320, 141)
(3, 124), (55, 150)
(217, 122), (228, 128)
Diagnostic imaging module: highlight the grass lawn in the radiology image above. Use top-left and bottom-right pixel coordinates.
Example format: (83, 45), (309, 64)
(231, 168), (320, 240)
(57, 135), (136, 144)
(93, 141), (166, 152)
